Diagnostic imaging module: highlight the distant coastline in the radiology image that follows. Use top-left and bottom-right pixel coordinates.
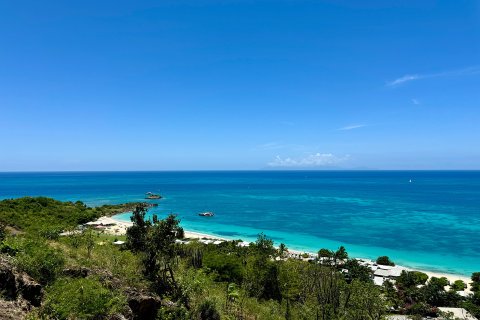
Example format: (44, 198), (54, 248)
(1, 170), (479, 277)
(108, 213), (473, 291)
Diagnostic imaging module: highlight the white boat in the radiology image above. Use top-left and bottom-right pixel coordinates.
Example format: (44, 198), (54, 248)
(198, 212), (214, 217)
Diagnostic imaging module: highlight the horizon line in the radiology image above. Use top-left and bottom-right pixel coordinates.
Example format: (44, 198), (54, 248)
(1, 169), (480, 173)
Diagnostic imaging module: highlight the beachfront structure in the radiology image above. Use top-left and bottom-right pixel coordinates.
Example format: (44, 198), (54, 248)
(356, 258), (407, 285)
(387, 309), (478, 320)
(438, 307), (477, 320)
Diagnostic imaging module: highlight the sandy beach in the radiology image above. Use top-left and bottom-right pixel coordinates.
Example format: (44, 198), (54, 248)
(88, 216), (227, 240)
(88, 215), (473, 292)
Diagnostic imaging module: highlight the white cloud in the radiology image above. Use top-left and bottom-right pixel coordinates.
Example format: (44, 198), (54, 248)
(268, 153), (349, 168)
(412, 98), (420, 105)
(387, 74), (419, 87)
(337, 124), (366, 131)
(387, 65), (480, 87)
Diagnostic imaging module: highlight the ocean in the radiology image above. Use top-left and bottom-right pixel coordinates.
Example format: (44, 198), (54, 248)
(0, 171), (479, 276)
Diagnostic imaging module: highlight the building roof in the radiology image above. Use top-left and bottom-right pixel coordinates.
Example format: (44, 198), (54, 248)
(374, 269), (392, 277)
(438, 307), (477, 320)
(373, 276), (385, 286)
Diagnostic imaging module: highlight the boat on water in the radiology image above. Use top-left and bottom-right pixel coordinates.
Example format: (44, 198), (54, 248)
(145, 192), (162, 199)
(198, 212), (214, 217)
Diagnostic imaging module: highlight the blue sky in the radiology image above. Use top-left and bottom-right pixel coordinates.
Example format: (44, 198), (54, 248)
(1, 0), (479, 170)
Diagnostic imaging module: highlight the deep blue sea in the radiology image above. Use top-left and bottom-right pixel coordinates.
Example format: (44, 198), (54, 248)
(1, 171), (479, 276)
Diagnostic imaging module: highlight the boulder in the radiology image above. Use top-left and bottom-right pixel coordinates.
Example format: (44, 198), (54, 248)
(18, 273), (43, 307)
(62, 266), (90, 278)
(0, 260), (18, 299)
(127, 292), (162, 320)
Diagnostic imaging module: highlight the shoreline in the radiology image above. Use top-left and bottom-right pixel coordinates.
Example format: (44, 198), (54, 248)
(92, 215), (473, 290)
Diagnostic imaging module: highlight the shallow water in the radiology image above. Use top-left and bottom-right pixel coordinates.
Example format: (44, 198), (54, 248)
(1, 171), (479, 275)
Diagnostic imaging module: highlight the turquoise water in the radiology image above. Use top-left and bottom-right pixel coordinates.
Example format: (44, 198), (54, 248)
(1, 171), (479, 276)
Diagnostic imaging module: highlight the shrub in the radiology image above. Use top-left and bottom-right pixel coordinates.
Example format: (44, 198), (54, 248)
(376, 256), (395, 266)
(0, 222), (6, 242)
(452, 279), (466, 291)
(177, 227), (185, 239)
(39, 227), (62, 240)
(203, 250), (244, 283)
(318, 248), (333, 258)
(397, 271), (429, 288)
(471, 272), (480, 292)
(15, 238), (65, 285)
(197, 299), (220, 320)
(41, 277), (126, 319)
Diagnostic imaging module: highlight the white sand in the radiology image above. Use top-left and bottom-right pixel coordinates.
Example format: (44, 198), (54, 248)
(88, 215), (473, 291)
(88, 216), (226, 240)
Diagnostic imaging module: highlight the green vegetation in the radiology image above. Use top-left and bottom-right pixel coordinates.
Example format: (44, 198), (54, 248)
(0, 197), (146, 235)
(452, 279), (467, 291)
(40, 277), (127, 319)
(15, 237), (65, 285)
(376, 255), (395, 266)
(0, 221), (5, 242)
(1, 197), (480, 319)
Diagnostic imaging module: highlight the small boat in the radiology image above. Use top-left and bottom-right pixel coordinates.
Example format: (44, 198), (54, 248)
(198, 212), (214, 217)
(145, 192), (162, 199)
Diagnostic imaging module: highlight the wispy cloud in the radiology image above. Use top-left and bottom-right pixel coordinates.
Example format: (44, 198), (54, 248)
(388, 75), (420, 87)
(267, 153), (349, 168)
(387, 65), (480, 87)
(412, 98), (420, 105)
(337, 124), (367, 131)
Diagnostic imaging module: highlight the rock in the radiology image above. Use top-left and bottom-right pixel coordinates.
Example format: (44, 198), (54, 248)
(161, 299), (177, 308)
(62, 266), (90, 278)
(108, 313), (129, 320)
(0, 260), (18, 299)
(0, 256), (44, 305)
(0, 299), (31, 320)
(18, 274), (43, 307)
(127, 292), (162, 320)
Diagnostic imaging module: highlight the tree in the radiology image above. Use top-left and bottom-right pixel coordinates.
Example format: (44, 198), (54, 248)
(307, 264), (344, 319)
(126, 204), (150, 252)
(243, 233), (281, 300)
(252, 232), (276, 258)
(344, 280), (387, 320)
(397, 271), (429, 288)
(471, 272), (480, 292)
(84, 229), (95, 259)
(376, 256), (395, 266)
(344, 259), (372, 283)
(145, 214), (182, 294)
(176, 226), (185, 239)
(318, 248), (333, 258)
(318, 248), (334, 266)
(334, 246), (348, 261)
(125, 209), (183, 295)
(278, 243), (288, 257)
(421, 277), (450, 307)
(451, 280), (466, 291)
(278, 259), (304, 319)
